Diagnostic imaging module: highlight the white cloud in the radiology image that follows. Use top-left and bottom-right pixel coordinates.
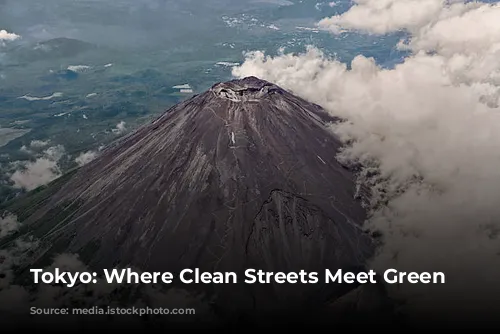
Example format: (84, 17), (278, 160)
(67, 65), (92, 73)
(29, 140), (50, 148)
(0, 30), (20, 42)
(233, 0), (500, 317)
(112, 121), (127, 135)
(75, 150), (97, 166)
(10, 158), (61, 191)
(18, 92), (63, 101)
(172, 84), (191, 89)
(10, 145), (65, 191)
(46, 253), (88, 273)
(43, 145), (65, 161)
(20, 140), (50, 155)
(317, 0), (444, 34)
(19, 145), (30, 153)
(0, 213), (20, 238)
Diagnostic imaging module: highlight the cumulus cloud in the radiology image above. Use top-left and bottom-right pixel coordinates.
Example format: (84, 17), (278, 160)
(19, 145), (30, 153)
(233, 0), (500, 318)
(46, 253), (88, 273)
(317, 0), (444, 34)
(29, 140), (50, 148)
(43, 145), (65, 161)
(10, 159), (61, 191)
(20, 139), (51, 154)
(10, 145), (65, 191)
(112, 121), (127, 135)
(67, 65), (92, 73)
(0, 213), (19, 238)
(75, 150), (98, 166)
(0, 29), (20, 42)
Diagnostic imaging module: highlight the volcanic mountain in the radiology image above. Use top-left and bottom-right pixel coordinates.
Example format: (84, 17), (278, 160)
(0, 76), (385, 326)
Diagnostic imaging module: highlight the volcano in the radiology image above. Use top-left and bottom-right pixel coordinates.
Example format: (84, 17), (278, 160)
(0, 77), (385, 327)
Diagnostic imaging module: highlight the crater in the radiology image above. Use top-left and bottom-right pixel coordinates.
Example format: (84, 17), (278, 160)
(211, 76), (284, 102)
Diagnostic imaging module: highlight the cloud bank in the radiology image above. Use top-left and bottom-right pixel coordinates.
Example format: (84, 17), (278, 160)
(233, 0), (500, 318)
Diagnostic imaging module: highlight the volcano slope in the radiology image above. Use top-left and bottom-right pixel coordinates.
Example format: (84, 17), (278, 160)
(0, 76), (385, 327)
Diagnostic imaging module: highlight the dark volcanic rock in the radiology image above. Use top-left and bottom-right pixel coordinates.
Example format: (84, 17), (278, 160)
(2, 76), (376, 321)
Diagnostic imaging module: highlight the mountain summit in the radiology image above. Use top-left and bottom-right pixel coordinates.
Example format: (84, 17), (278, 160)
(1, 76), (380, 325)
